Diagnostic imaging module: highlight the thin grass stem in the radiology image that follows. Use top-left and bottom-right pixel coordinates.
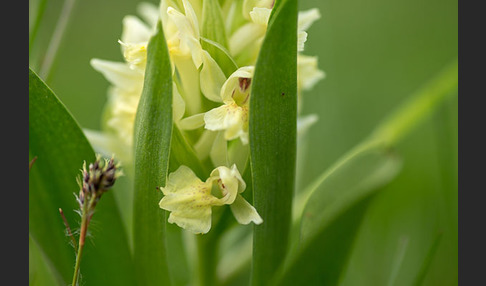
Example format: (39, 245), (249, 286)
(59, 208), (77, 249)
(29, 0), (48, 55)
(39, 0), (77, 81)
(71, 195), (95, 286)
(387, 236), (410, 286)
(29, 156), (38, 172)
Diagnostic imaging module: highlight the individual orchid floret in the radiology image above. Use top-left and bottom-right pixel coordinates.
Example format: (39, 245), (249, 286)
(89, 59), (144, 159)
(242, 0), (274, 20)
(118, 41), (148, 71)
(210, 165), (263, 225)
(162, 0), (205, 115)
(165, 0), (203, 68)
(117, 14), (156, 71)
(229, 6), (272, 64)
(297, 8), (321, 52)
(204, 66), (254, 144)
(88, 58), (186, 163)
(159, 164), (262, 234)
(298, 54), (326, 92)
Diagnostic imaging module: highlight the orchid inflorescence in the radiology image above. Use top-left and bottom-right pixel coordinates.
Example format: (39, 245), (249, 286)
(88, 0), (324, 234)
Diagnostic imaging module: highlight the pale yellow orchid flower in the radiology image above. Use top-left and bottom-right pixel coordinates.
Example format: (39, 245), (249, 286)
(159, 164), (262, 234)
(204, 66), (254, 144)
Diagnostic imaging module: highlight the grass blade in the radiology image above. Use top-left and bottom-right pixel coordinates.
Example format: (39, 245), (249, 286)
(274, 59), (458, 285)
(276, 147), (402, 286)
(370, 59), (458, 148)
(202, 0), (228, 49)
(132, 21), (173, 285)
(413, 232), (443, 286)
(249, 0), (298, 285)
(29, 234), (64, 286)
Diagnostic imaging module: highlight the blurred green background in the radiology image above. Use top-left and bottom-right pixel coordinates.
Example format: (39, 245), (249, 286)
(29, 0), (457, 285)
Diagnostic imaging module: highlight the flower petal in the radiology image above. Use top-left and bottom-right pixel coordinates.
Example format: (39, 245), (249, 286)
(118, 40), (147, 71)
(194, 130), (217, 160)
(297, 54), (326, 91)
(298, 31), (308, 52)
(228, 138), (250, 173)
(230, 194), (263, 225)
(167, 6), (203, 68)
(297, 114), (319, 136)
(182, 0), (200, 39)
(298, 8), (321, 32)
(161, 166), (202, 193)
(90, 59), (144, 92)
(137, 2), (160, 28)
(167, 206), (212, 234)
(173, 55), (202, 115)
(200, 51), (226, 103)
(220, 66), (254, 102)
(121, 15), (153, 44)
(204, 103), (242, 131)
(210, 164), (246, 205)
(209, 131), (228, 167)
(249, 7), (272, 26)
(242, 0), (274, 19)
(179, 113), (205, 130)
(173, 82), (186, 122)
(229, 23), (265, 56)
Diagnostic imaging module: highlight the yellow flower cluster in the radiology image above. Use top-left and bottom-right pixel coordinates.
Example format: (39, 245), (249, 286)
(88, 0), (324, 234)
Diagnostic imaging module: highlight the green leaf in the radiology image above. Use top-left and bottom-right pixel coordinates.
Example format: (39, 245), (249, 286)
(200, 37), (239, 77)
(29, 234), (64, 286)
(29, 0), (47, 55)
(132, 21), (173, 285)
(413, 232), (443, 286)
(249, 0), (298, 285)
(275, 147), (402, 286)
(166, 223), (191, 286)
(169, 125), (210, 179)
(387, 236), (410, 286)
(29, 68), (135, 285)
(201, 0), (228, 49)
(275, 59), (458, 286)
(369, 59), (458, 148)
(201, 0), (233, 76)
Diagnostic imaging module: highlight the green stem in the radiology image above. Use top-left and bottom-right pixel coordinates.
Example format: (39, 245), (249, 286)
(71, 195), (96, 286)
(29, 0), (48, 55)
(29, 156), (38, 172)
(59, 208), (77, 249)
(369, 59), (458, 148)
(39, 0), (77, 81)
(71, 236), (84, 286)
(387, 236), (410, 286)
(195, 208), (231, 286)
(196, 235), (217, 286)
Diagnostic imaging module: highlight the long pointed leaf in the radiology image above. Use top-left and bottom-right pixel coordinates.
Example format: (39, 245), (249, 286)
(249, 0), (298, 285)
(169, 126), (209, 178)
(413, 232), (443, 286)
(29, 68), (135, 285)
(132, 21), (173, 285)
(275, 148), (402, 285)
(29, 234), (64, 286)
(274, 59), (458, 285)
